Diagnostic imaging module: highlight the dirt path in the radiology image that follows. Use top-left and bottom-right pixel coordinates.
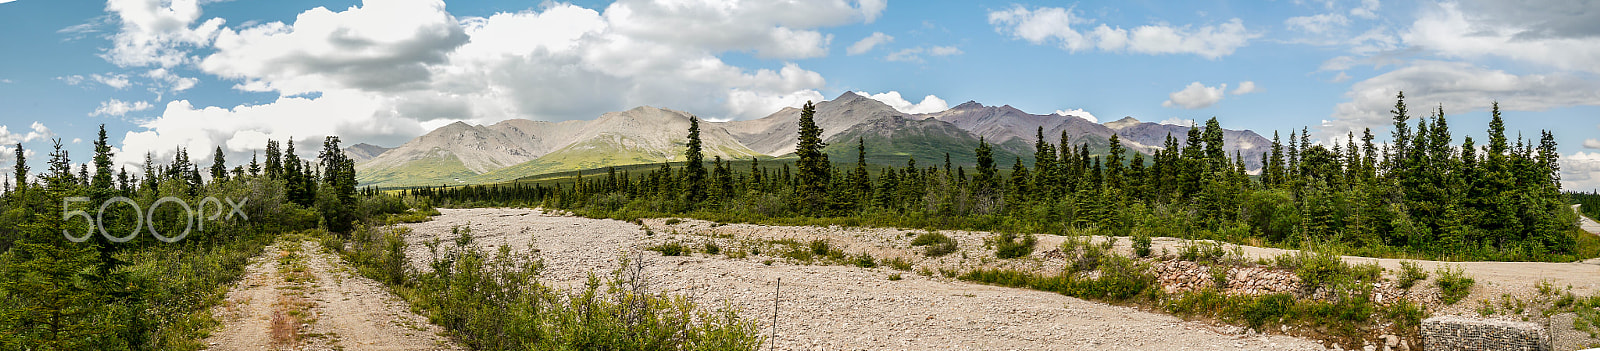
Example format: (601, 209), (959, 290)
(204, 239), (462, 351)
(404, 208), (1329, 350)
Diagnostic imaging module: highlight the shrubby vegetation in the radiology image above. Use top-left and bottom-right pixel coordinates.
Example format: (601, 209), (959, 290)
(0, 125), (762, 350)
(411, 93), (1592, 262)
(325, 224), (765, 350)
(0, 127), (362, 349)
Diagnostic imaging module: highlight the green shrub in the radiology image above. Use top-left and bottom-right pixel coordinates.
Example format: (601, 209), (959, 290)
(1060, 236), (1106, 273)
(993, 232), (1036, 259)
(1080, 255), (1157, 301)
(852, 254), (877, 268)
(1382, 300), (1425, 331)
(1397, 261), (1428, 289)
(1209, 265), (1230, 289)
(664, 218), (683, 225)
(702, 242), (721, 255)
(1178, 240), (1227, 263)
(1242, 294), (1294, 329)
(810, 240), (831, 257)
(649, 242), (689, 256)
(887, 273), (902, 281)
(1294, 251), (1346, 290)
(1435, 265), (1475, 305)
(1132, 233), (1153, 258)
(884, 257), (912, 271)
(910, 232), (957, 257)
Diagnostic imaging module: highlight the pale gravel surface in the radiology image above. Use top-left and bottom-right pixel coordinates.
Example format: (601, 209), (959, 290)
(1577, 205), (1600, 235)
(404, 208), (1330, 350)
(205, 240), (462, 351)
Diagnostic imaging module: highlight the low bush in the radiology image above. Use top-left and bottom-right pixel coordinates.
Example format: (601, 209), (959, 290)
(884, 257), (912, 271)
(852, 254), (877, 268)
(702, 242), (721, 255)
(1132, 233), (1153, 258)
(1294, 250), (1346, 291)
(1435, 265), (1475, 305)
(1242, 293), (1294, 329)
(910, 232), (957, 257)
(1397, 261), (1428, 289)
(992, 232), (1036, 259)
(648, 242), (689, 256)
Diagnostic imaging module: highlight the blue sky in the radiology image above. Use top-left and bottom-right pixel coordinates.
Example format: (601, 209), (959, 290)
(1, 0), (1599, 191)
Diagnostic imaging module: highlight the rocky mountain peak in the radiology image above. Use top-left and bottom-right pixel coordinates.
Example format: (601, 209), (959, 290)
(1105, 116), (1142, 130)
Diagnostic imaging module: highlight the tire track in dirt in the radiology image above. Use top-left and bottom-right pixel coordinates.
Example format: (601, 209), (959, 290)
(204, 239), (461, 351)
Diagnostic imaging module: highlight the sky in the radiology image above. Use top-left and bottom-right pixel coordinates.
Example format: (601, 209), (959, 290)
(1, 0), (1598, 191)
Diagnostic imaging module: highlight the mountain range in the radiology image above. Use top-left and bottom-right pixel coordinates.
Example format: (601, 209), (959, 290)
(351, 92), (1272, 187)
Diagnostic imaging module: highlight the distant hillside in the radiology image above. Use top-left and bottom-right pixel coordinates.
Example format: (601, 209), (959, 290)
(357, 92), (1276, 187)
(1102, 117), (1271, 171)
(342, 143), (393, 163)
(473, 106), (763, 184)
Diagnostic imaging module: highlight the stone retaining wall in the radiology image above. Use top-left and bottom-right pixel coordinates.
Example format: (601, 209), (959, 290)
(1422, 315), (1549, 351)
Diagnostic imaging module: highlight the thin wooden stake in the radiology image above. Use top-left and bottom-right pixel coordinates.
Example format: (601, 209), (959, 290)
(770, 277), (780, 351)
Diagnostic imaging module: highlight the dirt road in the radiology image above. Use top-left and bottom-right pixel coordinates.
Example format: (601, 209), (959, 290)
(1577, 205), (1600, 235)
(204, 239), (461, 351)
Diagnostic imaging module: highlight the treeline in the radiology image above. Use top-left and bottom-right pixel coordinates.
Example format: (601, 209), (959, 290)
(0, 127), (380, 349)
(412, 94), (1585, 261)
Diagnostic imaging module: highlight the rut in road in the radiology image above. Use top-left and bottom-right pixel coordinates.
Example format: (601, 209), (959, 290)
(203, 238), (461, 351)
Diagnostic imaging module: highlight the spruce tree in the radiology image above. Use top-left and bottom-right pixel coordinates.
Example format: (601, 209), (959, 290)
(211, 146), (227, 183)
(12, 143), (25, 193)
(683, 116), (706, 204)
(91, 125), (114, 193)
(1389, 91), (1411, 173)
(249, 152), (260, 177)
(265, 140), (283, 179)
(795, 101), (830, 208)
(1105, 133), (1124, 192)
(1266, 131), (1285, 187)
(849, 137), (871, 204)
(974, 137), (996, 194)
(318, 136), (357, 233)
(46, 139), (73, 190)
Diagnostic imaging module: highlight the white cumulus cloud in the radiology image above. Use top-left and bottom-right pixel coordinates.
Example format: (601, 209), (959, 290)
(1163, 82), (1228, 109)
(1563, 151), (1600, 191)
(1404, 1), (1600, 74)
(91, 99), (154, 117)
(848, 32), (893, 55)
(1055, 108), (1098, 123)
(988, 5), (1259, 59)
(1320, 60), (1600, 139)
(110, 0), (876, 171)
(103, 0), (226, 68)
(1232, 81), (1258, 95)
(857, 91), (950, 114)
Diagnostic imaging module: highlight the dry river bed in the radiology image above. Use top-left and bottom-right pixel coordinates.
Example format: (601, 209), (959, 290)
(403, 208), (1337, 350)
